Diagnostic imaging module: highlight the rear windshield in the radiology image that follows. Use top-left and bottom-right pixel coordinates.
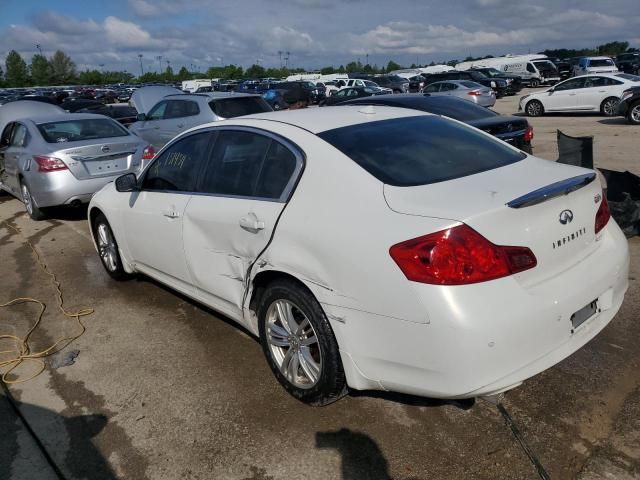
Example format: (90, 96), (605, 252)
(318, 116), (525, 187)
(209, 97), (271, 118)
(616, 73), (640, 82)
(37, 118), (129, 143)
(460, 81), (481, 89)
(589, 59), (615, 67)
(398, 97), (497, 120)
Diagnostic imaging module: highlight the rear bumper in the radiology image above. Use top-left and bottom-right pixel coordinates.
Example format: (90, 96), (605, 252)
(327, 222), (629, 399)
(24, 169), (126, 207)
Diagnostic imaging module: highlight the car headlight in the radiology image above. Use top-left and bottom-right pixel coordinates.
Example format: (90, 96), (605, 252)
(621, 90), (633, 101)
(491, 81), (496, 88)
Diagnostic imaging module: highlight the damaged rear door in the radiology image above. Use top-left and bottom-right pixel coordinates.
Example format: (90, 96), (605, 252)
(183, 128), (303, 320)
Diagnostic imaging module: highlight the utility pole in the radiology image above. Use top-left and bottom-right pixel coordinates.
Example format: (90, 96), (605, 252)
(285, 51), (290, 69)
(366, 53), (369, 65)
(35, 44), (43, 56)
(278, 50), (283, 68)
(156, 55), (163, 73)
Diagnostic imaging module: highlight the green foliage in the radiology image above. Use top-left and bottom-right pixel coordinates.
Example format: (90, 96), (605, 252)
(30, 54), (51, 85)
(320, 66), (335, 75)
(5, 50), (29, 87)
(49, 50), (76, 84)
(0, 65), (4, 87)
(543, 40), (634, 59)
(386, 60), (402, 72)
(205, 64), (245, 79)
(177, 66), (191, 81)
(245, 64), (266, 78)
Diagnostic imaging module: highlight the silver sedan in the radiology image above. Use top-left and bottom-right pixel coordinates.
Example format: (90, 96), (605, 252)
(0, 101), (151, 220)
(422, 80), (496, 107)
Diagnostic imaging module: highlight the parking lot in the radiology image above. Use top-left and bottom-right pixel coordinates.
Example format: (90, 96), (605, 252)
(1, 91), (640, 480)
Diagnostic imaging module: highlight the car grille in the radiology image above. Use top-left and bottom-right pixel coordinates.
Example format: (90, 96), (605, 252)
(482, 120), (528, 136)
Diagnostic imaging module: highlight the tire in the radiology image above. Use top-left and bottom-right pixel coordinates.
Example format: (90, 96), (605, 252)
(627, 101), (640, 125)
(525, 100), (544, 117)
(92, 212), (131, 281)
(273, 103), (281, 111)
(20, 181), (46, 220)
(257, 279), (346, 405)
(600, 97), (620, 117)
(529, 78), (540, 88)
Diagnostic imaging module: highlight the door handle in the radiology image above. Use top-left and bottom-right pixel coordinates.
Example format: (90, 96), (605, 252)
(239, 212), (265, 232)
(163, 209), (180, 219)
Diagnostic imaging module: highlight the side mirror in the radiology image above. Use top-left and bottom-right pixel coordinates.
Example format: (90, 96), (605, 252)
(115, 173), (139, 192)
(136, 113), (147, 121)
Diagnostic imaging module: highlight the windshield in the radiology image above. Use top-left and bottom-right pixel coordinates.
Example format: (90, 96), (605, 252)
(364, 81), (378, 87)
(209, 97), (272, 118)
(483, 69), (502, 77)
(590, 59), (615, 67)
(318, 116), (525, 187)
(533, 61), (558, 72)
(37, 118), (129, 143)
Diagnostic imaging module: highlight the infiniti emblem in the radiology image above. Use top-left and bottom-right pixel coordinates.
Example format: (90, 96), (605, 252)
(506, 123), (513, 132)
(559, 209), (574, 225)
(101, 145), (110, 153)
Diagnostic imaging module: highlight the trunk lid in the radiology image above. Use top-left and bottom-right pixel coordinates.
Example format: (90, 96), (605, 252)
(383, 157), (604, 284)
(130, 85), (183, 114)
(53, 137), (143, 180)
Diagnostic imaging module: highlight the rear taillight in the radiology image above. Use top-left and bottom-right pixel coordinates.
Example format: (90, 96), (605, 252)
(595, 193), (611, 234)
(389, 224), (537, 285)
(467, 90), (482, 96)
(33, 155), (67, 172)
(523, 125), (534, 142)
(142, 145), (156, 160)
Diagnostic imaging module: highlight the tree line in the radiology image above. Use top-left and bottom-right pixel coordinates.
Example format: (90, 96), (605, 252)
(1, 40), (637, 88)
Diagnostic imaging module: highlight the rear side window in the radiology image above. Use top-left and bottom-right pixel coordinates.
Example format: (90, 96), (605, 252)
(11, 124), (28, 147)
(37, 119), (128, 143)
(199, 131), (298, 200)
(589, 59), (614, 67)
(142, 132), (212, 192)
(318, 116), (525, 187)
(209, 97), (271, 118)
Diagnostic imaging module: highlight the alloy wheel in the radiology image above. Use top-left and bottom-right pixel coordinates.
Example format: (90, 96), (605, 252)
(527, 101), (542, 116)
(603, 98), (619, 116)
(21, 183), (33, 215)
(265, 299), (322, 389)
(631, 104), (640, 123)
(96, 223), (118, 272)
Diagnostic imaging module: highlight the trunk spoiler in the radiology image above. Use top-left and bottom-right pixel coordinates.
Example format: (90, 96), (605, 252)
(507, 173), (596, 209)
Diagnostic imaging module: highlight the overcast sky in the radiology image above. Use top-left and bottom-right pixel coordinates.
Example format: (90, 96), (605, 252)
(1, 0), (639, 74)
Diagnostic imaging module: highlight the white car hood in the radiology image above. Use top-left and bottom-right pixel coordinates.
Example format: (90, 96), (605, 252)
(130, 85), (184, 114)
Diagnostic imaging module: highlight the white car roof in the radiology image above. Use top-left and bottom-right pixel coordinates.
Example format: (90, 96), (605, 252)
(228, 105), (429, 134)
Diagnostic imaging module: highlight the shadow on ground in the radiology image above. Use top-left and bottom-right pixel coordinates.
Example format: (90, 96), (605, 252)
(0, 389), (116, 480)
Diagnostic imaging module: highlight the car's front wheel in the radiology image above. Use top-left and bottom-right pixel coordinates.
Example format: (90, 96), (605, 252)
(627, 101), (640, 125)
(20, 181), (46, 220)
(601, 97), (620, 117)
(92, 212), (131, 281)
(525, 100), (544, 117)
(529, 78), (540, 88)
(258, 279), (346, 405)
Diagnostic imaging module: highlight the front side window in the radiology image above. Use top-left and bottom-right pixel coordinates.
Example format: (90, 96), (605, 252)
(424, 84), (440, 93)
(199, 130), (298, 200)
(589, 59), (614, 68)
(0, 123), (15, 148)
(147, 101), (168, 120)
(526, 63), (536, 73)
(318, 116), (525, 187)
(141, 132), (212, 192)
(554, 78), (586, 91)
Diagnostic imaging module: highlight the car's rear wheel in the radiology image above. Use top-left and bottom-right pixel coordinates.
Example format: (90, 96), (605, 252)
(626, 101), (640, 125)
(258, 279), (346, 405)
(601, 97), (620, 117)
(20, 181), (46, 220)
(92, 212), (131, 281)
(529, 79), (540, 88)
(525, 100), (544, 117)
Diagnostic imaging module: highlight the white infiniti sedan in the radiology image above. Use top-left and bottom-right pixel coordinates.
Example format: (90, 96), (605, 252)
(520, 73), (640, 117)
(88, 106), (629, 405)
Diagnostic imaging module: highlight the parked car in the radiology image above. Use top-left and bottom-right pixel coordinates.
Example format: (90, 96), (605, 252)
(343, 94), (533, 153)
(129, 86), (272, 148)
(77, 104), (139, 127)
(372, 75), (409, 93)
(520, 73), (640, 117)
(262, 89), (289, 110)
(618, 86), (640, 125)
(552, 61), (573, 81)
(61, 98), (105, 112)
(468, 68), (523, 94)
(422, 81), (496, 107)
(321, 86), (391, 106)
(0, 101), (151, 220)
(88, 106), (628, 404)
(275, 81), (326, 104)
(573, 57), (619, 76)
(422, 71), (509, 97)
(616, 53), (640, 75)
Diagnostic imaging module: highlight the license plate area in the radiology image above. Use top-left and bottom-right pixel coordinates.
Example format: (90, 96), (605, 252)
(85, 158), (128, 175)
(571, 299), (598, 332)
